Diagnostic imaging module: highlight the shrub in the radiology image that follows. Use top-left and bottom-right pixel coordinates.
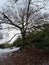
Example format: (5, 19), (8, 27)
(0, 43), (13, 48)
(13, 24), (49, 49)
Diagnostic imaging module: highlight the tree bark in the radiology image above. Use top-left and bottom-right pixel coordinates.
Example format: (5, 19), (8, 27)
(21, 29), (26, 48)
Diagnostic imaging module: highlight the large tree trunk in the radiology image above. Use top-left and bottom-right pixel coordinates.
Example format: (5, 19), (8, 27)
(21, 30), (26, 48)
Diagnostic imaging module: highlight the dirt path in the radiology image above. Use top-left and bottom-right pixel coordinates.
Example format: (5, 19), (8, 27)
(0, 48), (49, 65)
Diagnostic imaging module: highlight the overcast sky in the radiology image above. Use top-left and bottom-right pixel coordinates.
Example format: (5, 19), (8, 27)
(0, 0), (7, 10)
(0, 0), (49, 11)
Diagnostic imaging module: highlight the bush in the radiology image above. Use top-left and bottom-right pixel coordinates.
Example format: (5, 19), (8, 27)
(0, 43), (13, 48)
(13, 38), (23, 47)
(0, 44), (5, 48)
(13, 24), (49, 49)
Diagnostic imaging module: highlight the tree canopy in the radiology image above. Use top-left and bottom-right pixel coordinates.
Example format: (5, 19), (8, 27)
(0, 0), (49, 43)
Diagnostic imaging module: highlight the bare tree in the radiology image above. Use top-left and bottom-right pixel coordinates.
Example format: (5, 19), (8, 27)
(0, 0), (48, 44)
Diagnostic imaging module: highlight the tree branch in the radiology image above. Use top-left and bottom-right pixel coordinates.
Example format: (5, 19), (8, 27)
(6, 33), (20, 43)
(2, 12), (22, 30)
(26, 0), (31, 24)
